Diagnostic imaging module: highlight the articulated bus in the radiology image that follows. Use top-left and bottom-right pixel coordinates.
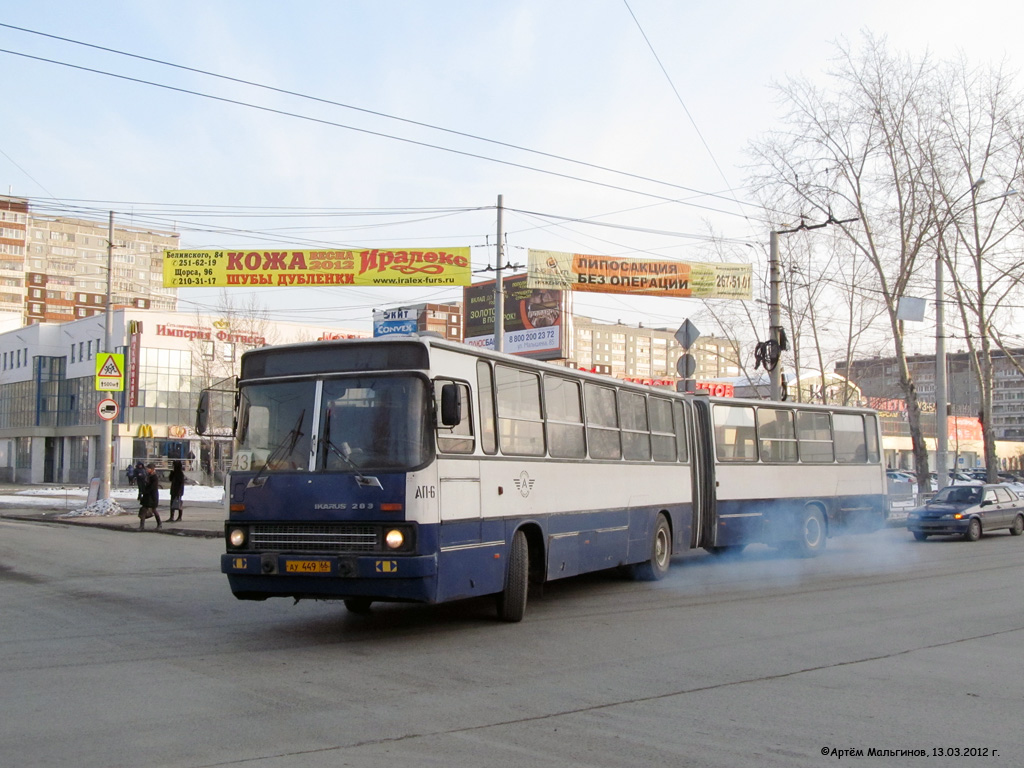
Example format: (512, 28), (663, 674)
(209, 336), (886, 621)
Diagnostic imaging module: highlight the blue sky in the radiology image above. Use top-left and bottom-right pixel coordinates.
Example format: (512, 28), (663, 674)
(2, 0), (1023, 337)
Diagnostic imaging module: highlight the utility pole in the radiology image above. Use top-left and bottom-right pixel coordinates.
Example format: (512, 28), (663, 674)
(768, 215), (858, 401)
(100, 211), (114, 499)
(493, 194), (504, 352)
(769, 230), (783, 401)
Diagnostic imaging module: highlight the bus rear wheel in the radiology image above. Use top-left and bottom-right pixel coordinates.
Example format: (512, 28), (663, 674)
(496, 530), (529, 622)
(630, 513), (672, 581)
(793, 506), (826, 557)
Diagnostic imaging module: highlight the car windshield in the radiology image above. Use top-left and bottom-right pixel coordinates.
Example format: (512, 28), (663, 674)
(932, 485), (982, 504)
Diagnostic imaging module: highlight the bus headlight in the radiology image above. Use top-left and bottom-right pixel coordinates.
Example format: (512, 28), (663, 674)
(385, 529), (405, 550)
(228, 528), (247, 548)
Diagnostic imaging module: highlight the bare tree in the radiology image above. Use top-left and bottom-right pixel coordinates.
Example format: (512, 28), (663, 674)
(749, 33), (940, 489)
(929, 56), (1024, 480)
(189, 291), (277, 481)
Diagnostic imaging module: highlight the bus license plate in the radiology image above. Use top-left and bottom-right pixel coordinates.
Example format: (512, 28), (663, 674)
(285, 560), (331, 574)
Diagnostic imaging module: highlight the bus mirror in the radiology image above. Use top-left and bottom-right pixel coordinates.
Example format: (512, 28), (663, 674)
(196, 390), (211, 435)
(440, 383), (462, 427)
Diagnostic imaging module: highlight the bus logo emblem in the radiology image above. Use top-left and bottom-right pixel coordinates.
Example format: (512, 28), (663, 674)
(514, 471), (535, 497)
(375, 560), (398, 573)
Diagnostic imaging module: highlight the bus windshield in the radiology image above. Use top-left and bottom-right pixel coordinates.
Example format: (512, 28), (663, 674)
(237, 380), (316, 472)
(236, 375), (431, 473)
(318, 376), (430, 471)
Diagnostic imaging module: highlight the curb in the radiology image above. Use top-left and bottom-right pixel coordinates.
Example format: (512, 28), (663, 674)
(0, 511), (224, 539)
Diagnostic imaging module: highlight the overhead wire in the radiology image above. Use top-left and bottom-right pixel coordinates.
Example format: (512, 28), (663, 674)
(0, 21), (762, 212)
(0, 43), (763, 218)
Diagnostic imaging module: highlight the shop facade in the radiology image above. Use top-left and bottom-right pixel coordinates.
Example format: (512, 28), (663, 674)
(0, 309), (365, 485)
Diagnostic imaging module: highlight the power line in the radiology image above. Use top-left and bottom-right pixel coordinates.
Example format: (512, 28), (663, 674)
(0, 23), (761, 215)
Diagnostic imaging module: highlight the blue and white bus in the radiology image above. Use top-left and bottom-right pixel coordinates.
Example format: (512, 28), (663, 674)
(209, 336), (886, 621)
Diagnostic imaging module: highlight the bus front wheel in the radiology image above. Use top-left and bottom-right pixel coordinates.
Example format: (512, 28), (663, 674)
(344, 597), (373, 615)
(630, 513), (672, 581)
(496, 530), (529, 622)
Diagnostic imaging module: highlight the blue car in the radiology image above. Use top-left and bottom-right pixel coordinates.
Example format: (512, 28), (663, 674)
(907, 484), (1024, 541)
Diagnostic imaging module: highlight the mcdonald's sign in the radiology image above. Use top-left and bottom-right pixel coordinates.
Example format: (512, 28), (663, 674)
(137, 424), (154, 438)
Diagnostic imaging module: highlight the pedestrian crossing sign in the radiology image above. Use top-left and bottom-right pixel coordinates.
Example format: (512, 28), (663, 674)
(95, 353), (125, 391)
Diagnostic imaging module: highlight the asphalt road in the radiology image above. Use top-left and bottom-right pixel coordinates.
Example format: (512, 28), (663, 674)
(2, 519), (1022, 768)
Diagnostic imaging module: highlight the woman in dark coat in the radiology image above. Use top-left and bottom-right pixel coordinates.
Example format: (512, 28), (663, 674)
(138, 463), (162, 530)
(168, 460), (186, 522)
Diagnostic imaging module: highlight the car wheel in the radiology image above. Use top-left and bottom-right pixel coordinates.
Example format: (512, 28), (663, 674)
(964, 518), (982, 542)
(1010, 515), (1024, 536)
(912, 531), (928, 542)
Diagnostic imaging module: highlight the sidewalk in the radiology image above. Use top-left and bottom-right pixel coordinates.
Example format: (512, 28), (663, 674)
(0, 483), (226, 539)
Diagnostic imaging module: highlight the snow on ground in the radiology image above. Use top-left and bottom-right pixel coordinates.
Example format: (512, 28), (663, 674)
(0, 484), (225, 516)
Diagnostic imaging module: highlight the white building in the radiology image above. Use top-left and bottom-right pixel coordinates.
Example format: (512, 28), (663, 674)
(0, 309), (366, 484)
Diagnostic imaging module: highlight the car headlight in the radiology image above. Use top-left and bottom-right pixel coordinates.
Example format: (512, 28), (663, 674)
(228, 528), (247, 548)
(385, 528), (405, 550)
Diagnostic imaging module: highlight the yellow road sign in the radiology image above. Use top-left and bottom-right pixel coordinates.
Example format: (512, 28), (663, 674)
(95, 353), (125, 391)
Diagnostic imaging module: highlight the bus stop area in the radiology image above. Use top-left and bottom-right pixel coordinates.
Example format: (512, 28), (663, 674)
(0, 483), (226, 539)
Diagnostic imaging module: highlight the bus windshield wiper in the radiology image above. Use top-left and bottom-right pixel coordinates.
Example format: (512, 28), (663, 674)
(247, 410), (306, 488)
(322, 410), (383, 489)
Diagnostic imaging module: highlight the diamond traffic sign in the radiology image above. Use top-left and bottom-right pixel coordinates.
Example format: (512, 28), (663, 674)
(674, 319), (701, 350)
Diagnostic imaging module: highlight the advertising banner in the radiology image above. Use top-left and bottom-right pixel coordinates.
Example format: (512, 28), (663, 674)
(373, 309), (419, 337)
(526, 249), (752, 300)
(463, 274), (566, 359)
(164, 248), (472, 288)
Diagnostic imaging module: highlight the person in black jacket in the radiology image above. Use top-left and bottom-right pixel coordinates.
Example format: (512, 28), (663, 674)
(168, 460), (185, 522)
(138, 463), (162, 530)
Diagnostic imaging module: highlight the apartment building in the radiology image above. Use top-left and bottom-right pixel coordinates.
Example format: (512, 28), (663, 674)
(1, 195), (179, 323)
(570, 317), (740, 381)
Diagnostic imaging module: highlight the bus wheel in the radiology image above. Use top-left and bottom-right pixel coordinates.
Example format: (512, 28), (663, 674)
(912, 531), (929, 542)
(344, 598), (373, 615)
(631, 514), (672, 581)
(794, 506), (826, 557)
(496, 530), (529, 622)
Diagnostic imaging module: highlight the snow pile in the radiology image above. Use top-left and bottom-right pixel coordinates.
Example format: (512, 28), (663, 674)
(59, 497), (131, 518)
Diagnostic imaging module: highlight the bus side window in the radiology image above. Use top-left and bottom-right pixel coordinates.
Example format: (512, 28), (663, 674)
(495, 365), (545, 456)
(864, 414), (880, 463)
(620, 391), (651, 461)
(833, 413), (867, 463)
(756, 407), (797, 463)
(435, 380), (474, 454)
(543, 376), (585, 458)
(649, 397), (676, 462)
(672, 401), (689, 463)
(584, 383), (621, 460)
(713, 404), (757, 462)
(796, 411), (834, 462)
(477, 361), (497, 455)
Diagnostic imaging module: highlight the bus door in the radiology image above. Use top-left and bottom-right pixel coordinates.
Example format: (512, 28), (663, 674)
(687, 396), (717, 549)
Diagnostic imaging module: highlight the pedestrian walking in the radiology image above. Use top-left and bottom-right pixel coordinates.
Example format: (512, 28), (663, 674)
(168, 460), (185, 522)
(134, 461), (146, 500)
(138, 462), (162, 530)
